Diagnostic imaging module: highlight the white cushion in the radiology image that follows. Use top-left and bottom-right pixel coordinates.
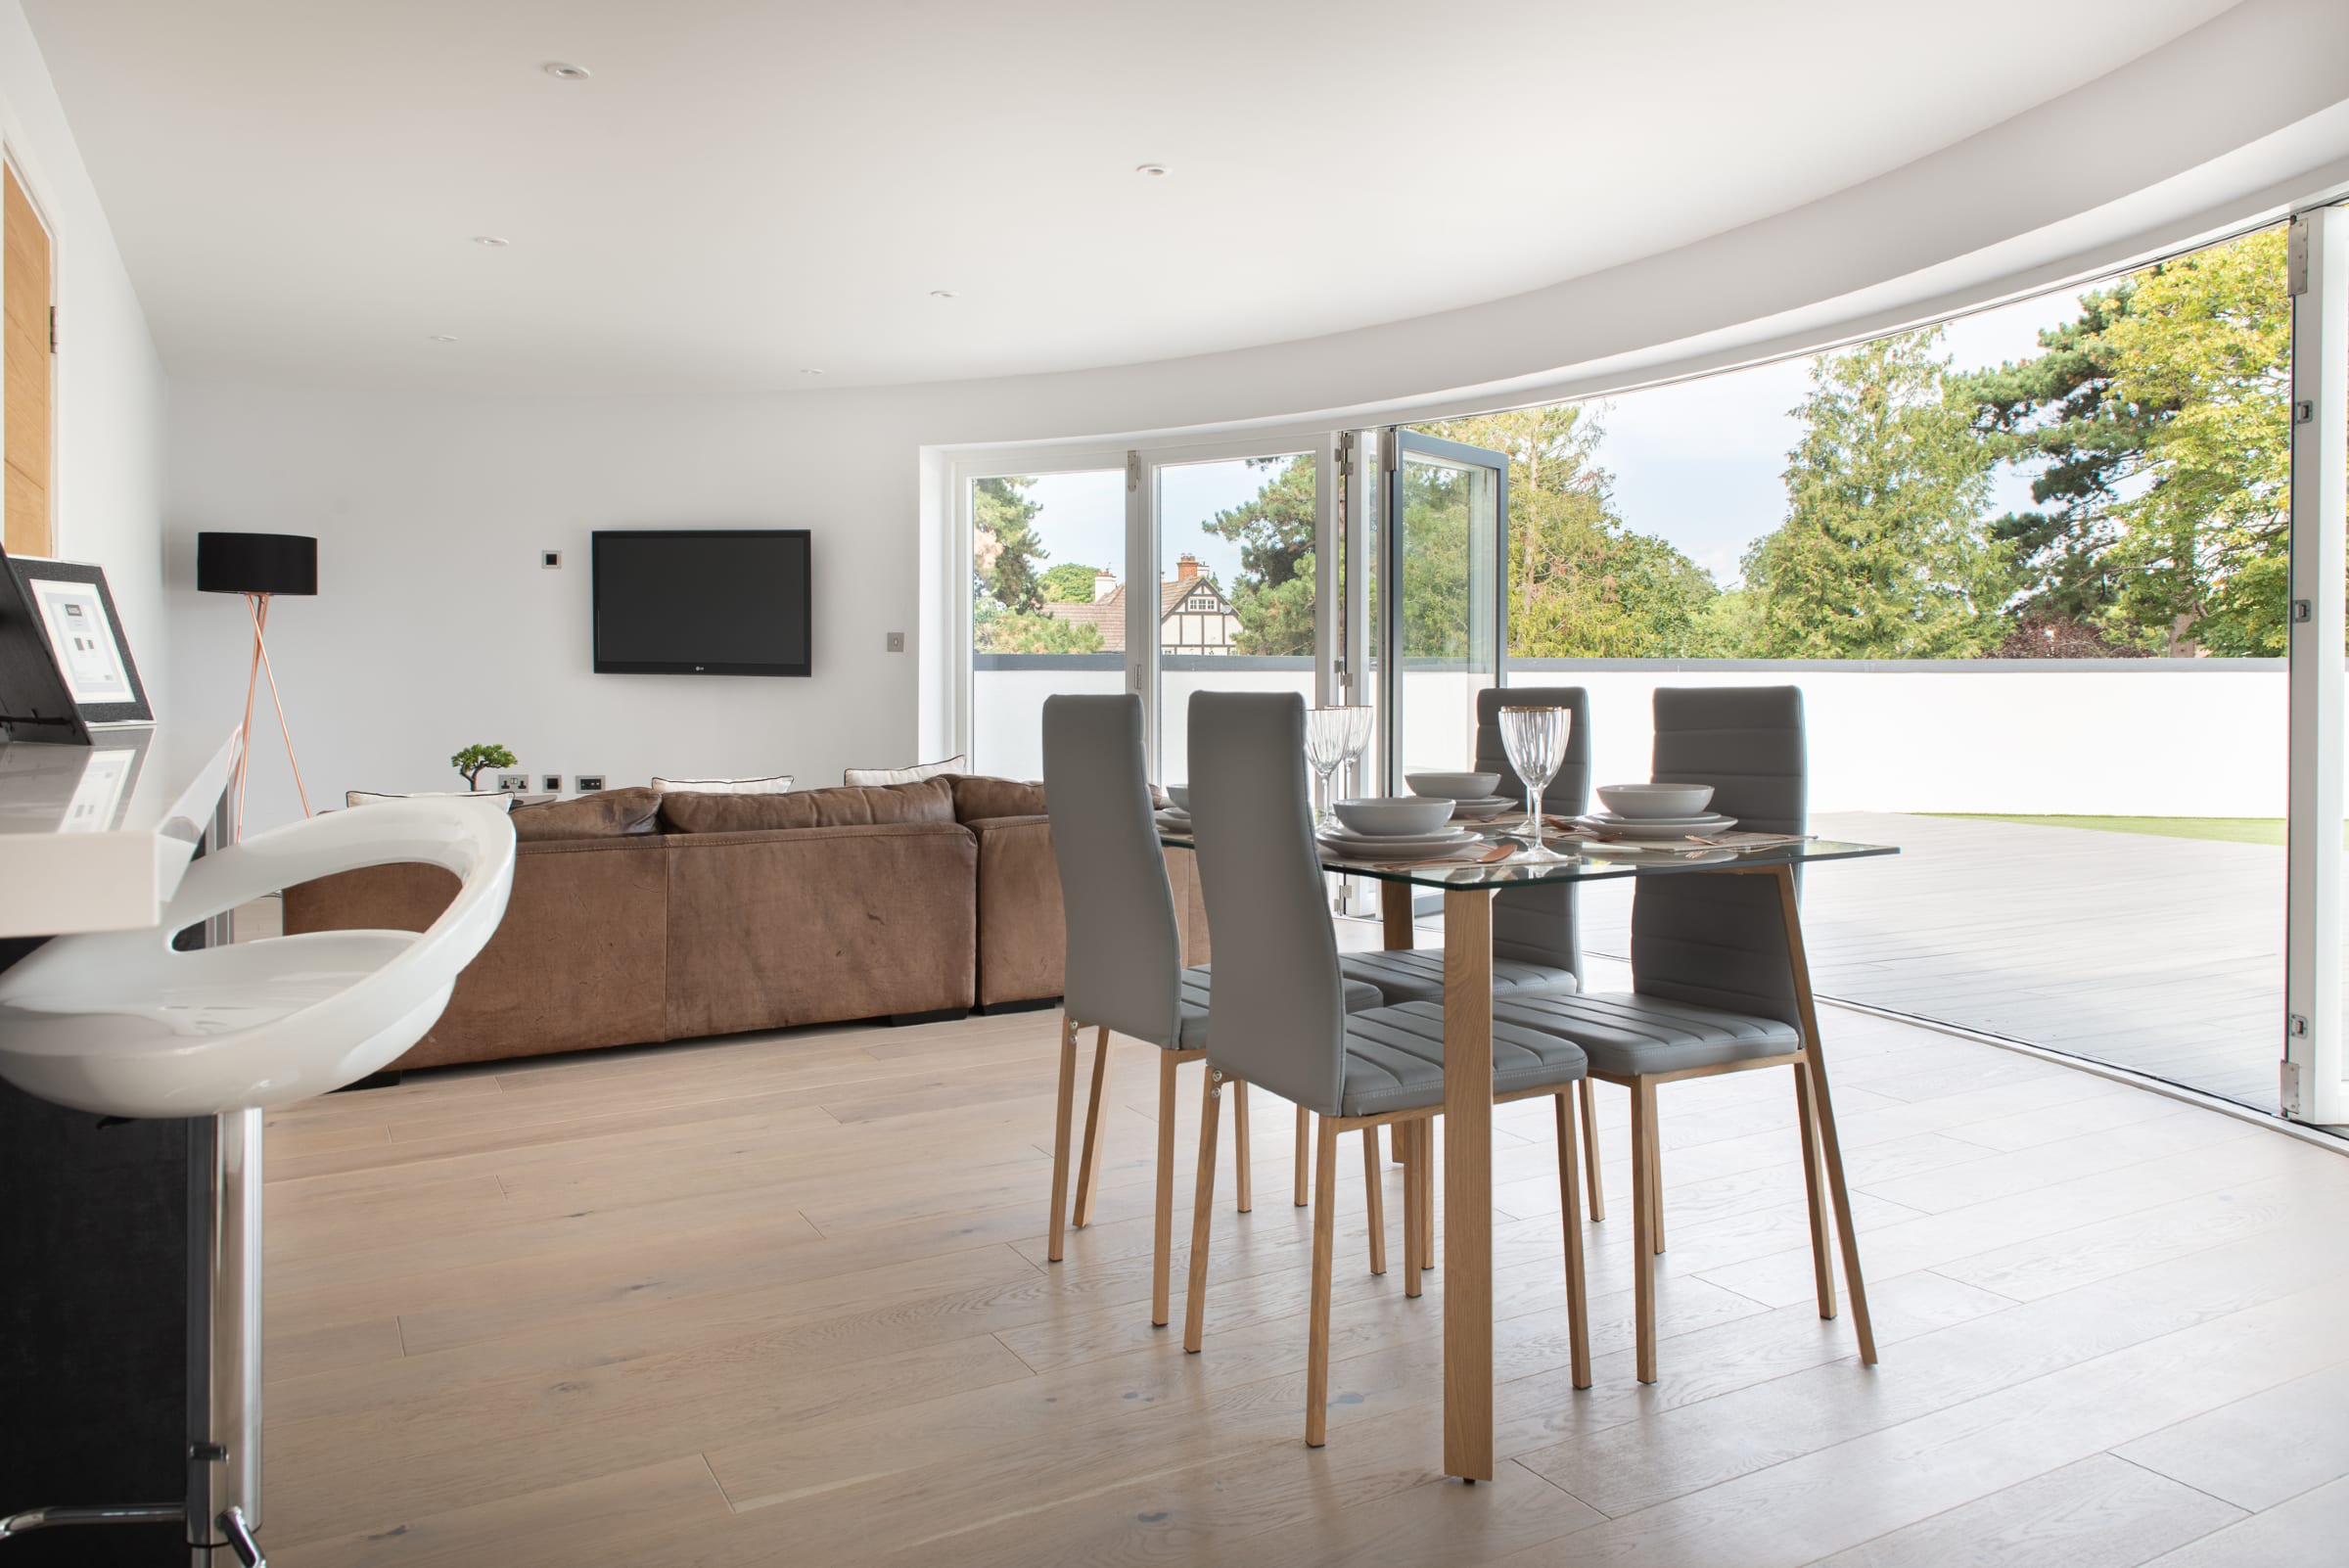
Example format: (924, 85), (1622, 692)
(649, 773), (795, 796)
(345, 789), (514, 811)
(843, 755), (966, 787)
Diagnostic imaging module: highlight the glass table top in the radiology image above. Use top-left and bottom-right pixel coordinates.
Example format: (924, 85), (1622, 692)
(1155, 819), (1897, 890)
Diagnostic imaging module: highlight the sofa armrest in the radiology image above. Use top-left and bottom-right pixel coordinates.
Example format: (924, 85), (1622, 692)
(965, 815), (1209, 1008)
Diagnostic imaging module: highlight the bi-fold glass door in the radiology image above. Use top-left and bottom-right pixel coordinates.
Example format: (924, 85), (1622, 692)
(1375, 429), (1511, 796)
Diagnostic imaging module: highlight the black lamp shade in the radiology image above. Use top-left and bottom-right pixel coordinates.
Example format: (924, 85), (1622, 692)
(197, 532), (318, 596)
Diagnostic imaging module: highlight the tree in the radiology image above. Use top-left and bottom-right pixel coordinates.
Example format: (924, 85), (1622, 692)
(1040, 561), (1105, 603)
(450, 742), (517, 792)
(1954, 285), (2169, 638)
(972, 476), (1047, 617)
(2099, 229), (2293, 656)
(972, 604), (1103, 654)
(1742, 328), (2008, 658)
(1200, 455), (1317, 655)
(1423, 406), (1725, 657)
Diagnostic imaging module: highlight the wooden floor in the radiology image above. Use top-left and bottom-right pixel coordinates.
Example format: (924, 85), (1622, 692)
(256, 954), (2349, 1567)
(1580, 812), (2297, 1115)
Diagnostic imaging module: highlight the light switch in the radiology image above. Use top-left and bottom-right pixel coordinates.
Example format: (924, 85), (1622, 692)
(886, 631), (906, 653)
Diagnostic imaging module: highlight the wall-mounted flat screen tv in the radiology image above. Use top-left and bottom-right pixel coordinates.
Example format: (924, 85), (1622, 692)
(592, 530), (811, 676)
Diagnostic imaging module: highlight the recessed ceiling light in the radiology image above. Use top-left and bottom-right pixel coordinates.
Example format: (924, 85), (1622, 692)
(427, 333), (458, 343)
(473, 235), (510, 248)
(929, 290), (956, 300)
(800, 368), (825, 376)
(543, 62), (591, 80)
(1135, 162), (1169, 177)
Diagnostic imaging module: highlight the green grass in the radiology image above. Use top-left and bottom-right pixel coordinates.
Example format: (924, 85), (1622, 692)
(1930, 813), (2286, 846)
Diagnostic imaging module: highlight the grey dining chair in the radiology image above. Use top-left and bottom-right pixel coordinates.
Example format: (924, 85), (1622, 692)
(1039, 694), (1385, 1328)
(1491, 685), (1868, 1382)
(1337, 686), (1607, 1222)
(1180, 690), (1593, 1446)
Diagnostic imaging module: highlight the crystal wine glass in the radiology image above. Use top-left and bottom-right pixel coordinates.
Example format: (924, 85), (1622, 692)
(1497, 704), (1574, 862)
(1305, 706), (1374, 830)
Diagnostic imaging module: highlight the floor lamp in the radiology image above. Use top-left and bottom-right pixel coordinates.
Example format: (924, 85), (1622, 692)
(197, 531), (318, 839)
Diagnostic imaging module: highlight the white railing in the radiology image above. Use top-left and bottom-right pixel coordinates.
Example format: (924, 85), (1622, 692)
(976, 656), (2294, 815)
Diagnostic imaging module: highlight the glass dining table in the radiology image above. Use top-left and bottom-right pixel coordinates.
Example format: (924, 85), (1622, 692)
(1156, 820), (1900, 1481)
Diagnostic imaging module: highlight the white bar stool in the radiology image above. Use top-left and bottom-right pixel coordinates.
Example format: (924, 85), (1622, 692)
(0, 800), (515, 1565)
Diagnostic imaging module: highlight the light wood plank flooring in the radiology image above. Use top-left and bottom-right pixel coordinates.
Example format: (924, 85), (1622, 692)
(258, 961), (2349, 1566)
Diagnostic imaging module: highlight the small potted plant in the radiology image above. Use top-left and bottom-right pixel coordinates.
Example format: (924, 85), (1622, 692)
(450, 743), (519, 793)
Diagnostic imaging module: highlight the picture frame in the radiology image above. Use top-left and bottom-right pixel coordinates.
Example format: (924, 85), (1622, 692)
(0, 549), (153, 734)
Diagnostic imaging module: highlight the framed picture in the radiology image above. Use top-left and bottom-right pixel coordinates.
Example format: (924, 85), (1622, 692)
(2, 552), (152, 728)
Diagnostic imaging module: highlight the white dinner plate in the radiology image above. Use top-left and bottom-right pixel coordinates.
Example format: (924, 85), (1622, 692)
(1571, 811), (1736, 840)
(1578, 809), (1734, 829)
(1449, 796), (1518, 820)
(1317, 825), (1478, 856)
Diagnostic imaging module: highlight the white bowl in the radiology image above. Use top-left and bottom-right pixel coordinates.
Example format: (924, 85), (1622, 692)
(1595, 782), (1715, 819)
(1166, 785), (1191, 810)
(1406, 771), (1502, 800)
(1333, 797), (1455, 837)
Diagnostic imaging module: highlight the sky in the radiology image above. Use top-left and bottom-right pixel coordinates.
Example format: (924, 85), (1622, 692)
(1001, 282), (2095, 602)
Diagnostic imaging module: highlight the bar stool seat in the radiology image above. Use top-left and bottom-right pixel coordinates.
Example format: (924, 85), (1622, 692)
(0, 799), (514, 1563)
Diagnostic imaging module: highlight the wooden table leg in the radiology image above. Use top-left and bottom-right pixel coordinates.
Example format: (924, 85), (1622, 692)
(1773, 864), (1876, 1363)
(1441, 887), (1494, 1481)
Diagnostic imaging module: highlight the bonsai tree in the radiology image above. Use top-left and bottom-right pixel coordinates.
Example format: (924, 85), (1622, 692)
(450, 743), (519, 793)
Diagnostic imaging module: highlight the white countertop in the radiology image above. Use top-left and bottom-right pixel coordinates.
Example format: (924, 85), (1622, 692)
(0, 725), (243, 938)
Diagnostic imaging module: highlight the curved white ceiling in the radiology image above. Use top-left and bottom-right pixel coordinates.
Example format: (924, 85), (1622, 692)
(22, 0), (2252, 393)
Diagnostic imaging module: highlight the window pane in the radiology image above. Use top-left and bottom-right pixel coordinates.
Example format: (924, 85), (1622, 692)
(969, 470), (1124, 779)
(1155, 453), (1315, 786)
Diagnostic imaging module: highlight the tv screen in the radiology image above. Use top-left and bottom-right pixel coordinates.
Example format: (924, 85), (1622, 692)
(591, 530), (811, 676)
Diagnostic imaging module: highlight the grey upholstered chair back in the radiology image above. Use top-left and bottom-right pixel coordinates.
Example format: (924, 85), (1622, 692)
(1187, 691), (1348, 1114)
(1474, 685), (1591, 975)
(1042, 695), (1185, 1048)
(1630, 685), (1806, 1028)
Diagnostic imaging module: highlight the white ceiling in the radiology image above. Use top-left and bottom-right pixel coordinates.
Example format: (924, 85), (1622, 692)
(23, 0), (2244, 394)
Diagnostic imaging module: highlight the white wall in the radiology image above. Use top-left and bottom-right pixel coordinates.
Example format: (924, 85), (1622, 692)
(165, 387), (928, 821)
(161, 0), (2349, 828)
(0, 0), (167, 714)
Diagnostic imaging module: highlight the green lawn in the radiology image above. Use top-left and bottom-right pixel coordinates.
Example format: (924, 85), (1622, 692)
(1930, 814), (2287, 846)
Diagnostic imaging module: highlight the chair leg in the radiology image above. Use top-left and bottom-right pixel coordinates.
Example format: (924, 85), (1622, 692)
(1794, 1057), (1838, 1321)
(1361, 1123), (1387, 1276)
(1152, 1051), (1180, 1327)
(1072, 1025), (1112, 1229)
(1182, 1069), (1224, 1353)
(1232, 1078), (1253, 1214)
(1645, 1096), (1666, 1255)
(1630, 1076), (1659, 1384)
(1578, 1077), (1605, 1222)
(1047, 1013), (1079, 1264)
(1400, 1121), (1424, 1300)
(1417, 1116), (1435, 1274)
(1306, 1116), (1340, 1447)
(1553, 1091), (1590, 1390)
(1293, 1105), (1310, 1207)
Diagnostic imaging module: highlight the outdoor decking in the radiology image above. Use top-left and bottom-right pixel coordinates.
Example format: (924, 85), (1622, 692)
(1581, 812), (2287, 1114)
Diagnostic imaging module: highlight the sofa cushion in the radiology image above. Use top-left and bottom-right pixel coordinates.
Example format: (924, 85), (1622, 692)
(345, 788), (513, 811)
(844, 754), (966, 787)
(651, 771), (794, 795)
(952, 775), (1045, 822)
(510, 786), (663, 842)
(659, 775), (955, 834)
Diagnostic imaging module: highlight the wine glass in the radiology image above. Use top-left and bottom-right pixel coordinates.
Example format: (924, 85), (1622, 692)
(1305, 706), (1374, 830)
(1497, 704), (1574, 862)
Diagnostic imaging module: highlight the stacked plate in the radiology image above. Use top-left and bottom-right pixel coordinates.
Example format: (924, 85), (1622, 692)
(1570, 809), (1737, 842)
(1448, 796), (1518, 822)
(1316, 822), (1481, 861)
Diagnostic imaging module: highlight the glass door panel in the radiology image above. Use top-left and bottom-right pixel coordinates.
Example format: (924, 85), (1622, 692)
(1153, 452), (1318, 786)
(967, 468), (1126, 779)
(1383, 431), (1507, 793)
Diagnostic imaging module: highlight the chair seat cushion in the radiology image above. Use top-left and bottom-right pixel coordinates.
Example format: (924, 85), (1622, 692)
(1339, 1001), (1587, 1119)
(1174, 966), (1384, 1051)
(1490, 992), (1799, 1079)
(1336, 949), (1578, 1007)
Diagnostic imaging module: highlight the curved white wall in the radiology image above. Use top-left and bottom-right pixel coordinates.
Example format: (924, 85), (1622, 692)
(163, 0), (2349, 825)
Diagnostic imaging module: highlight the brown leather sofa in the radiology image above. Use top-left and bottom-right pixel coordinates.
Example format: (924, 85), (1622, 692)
(283, 774), (1204, 1072)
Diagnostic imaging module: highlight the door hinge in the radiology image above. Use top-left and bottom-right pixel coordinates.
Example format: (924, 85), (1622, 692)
(1126, 451), (1140, 493)
(2296, 400), (2317, 426)
(2287, 218), (2308, 297)
(48, 305), (57, 352)
(2280, 1055), (2303, 1117)
(2293, 598), (2314, 623)
(1380, 428), (1400, 475)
